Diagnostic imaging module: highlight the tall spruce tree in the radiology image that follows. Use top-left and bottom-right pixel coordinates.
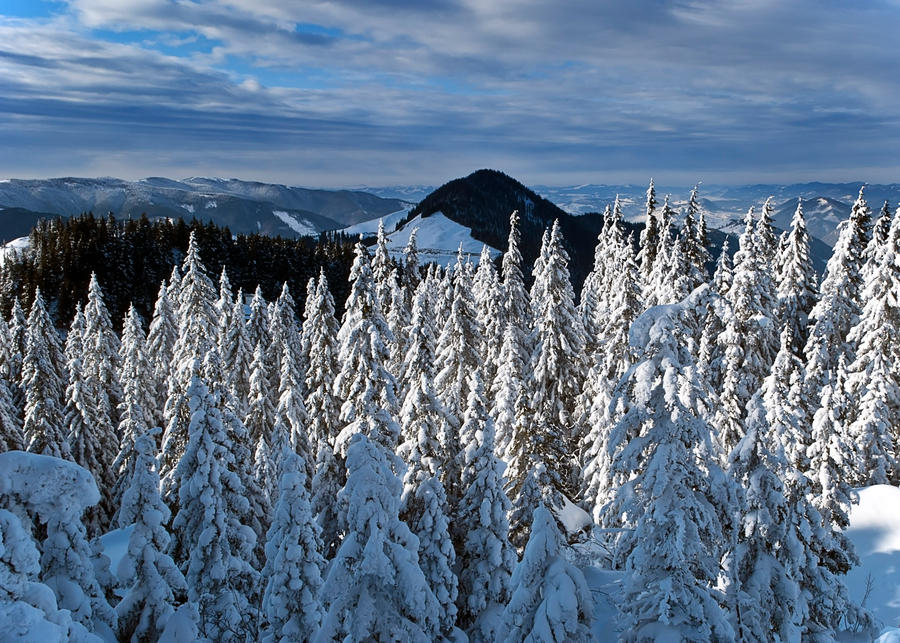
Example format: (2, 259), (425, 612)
(22, 288), (69, 458)
(317, 432), (440, 642)
(116, 429), (188, 643)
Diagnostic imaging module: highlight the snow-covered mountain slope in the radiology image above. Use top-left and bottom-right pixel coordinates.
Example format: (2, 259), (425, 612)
(340, 208), (413, 237)
(383, 212), (501, 266)
(0, 177), (409, 239)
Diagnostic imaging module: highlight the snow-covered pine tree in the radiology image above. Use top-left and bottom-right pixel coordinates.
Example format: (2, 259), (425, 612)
(807, 356), (862, 586)
(39, 464), (117, 639)
(403, 226), (421, 293)
(435, 249), (483, 430)
(333, 241), (400, 458)
(317, 432), (440, 642)
(385, 269), (411, 379)
(490, 321), (527, 461)
(727, 401), (802, 642)
(642, 194), (678, 306)
(270, 282), (304, 392)
(274, 339), (314, 488)
(637, 178), (659, 283)
(597, 232), (642, 383)
(64, 312), (116, 535)
(843, 221), (900, 485)
(862, 199), (893, 286)
(473, 245), (505, 393)
(455, 371), (515, 637)
(681, 185), (711, 289)
(527, 220), (586, 499)
(501, 210), (532, 334)
(218, 293), (252, 419)
(803, 187), (870, 399)
(372, 219), (394, 312)
(579, 212), (610, 358)
(145, 280), (177, 428)
(81, 274), (123, 427)
(777, 199), (818, 354)
(498, 505), (593, 642)
(398, 360), (458, 638)
(246, 341), (277, 493)
(0, 370), (23, 451)
(760, 325), (811, 473)
(116, 428), (188, 643)
(160, 232), (218, 505)
(712, 240), (733, 296)
(22, 288), (69, 458)
(6, 296), (27, 414)
(0, 507), (96, 641)
(260, 448), (324, 643)
(170, 369), (258, 642)
(304, 272), (343, 559)
(611, 303), (733, 642)
(245, 285), (271, 362)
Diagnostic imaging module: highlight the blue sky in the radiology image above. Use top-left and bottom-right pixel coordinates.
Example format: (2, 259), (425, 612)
(1, 0), (899, 187)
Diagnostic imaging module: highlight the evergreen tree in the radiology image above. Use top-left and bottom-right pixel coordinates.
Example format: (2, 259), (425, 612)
(160, 232), (218, 504)
(527, 220), (586, 498)
(490, 322), (527, 461)
(317, 433), (440, 642)
(64, 315), (116, 534)
(398, 365), (458, 638)
(274, 340), (314, 488)
(333, 241), (399, 458)
(116, 429), (188, 643)
(473, 245), (505, 392)
(260, 448), (324, 643)
(220, 293), (253, 420)
(7, 296), (27, 414)
(40, 471), (117, 638)
(0, 372), (23, 451)
(145, 281), (177, 428)
(728, 405), (802, 642)
(712, 240), (733, 296)
(81, 273), (123, 427)
(498, 505), (593, 643)
(455, 371), (515, 636)
(613, 306), (733, 642)
(372, 219), (395, 311)
(501, 210), (531, 333)
(435, 250), (483, 428)
(22, 288), (69, 458)
(304, 272), (340, 449)
(777, 199), (818, 354)
(804, 187), (870, 398)
(843, 227), (900, 484)
(246, 341), (277, 493)
(637, 178), (659, 283)
(170, 370), (257, 642)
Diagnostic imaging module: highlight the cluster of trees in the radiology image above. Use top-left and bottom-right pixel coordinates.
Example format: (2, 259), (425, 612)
(0, 213), (357, 329)
(0, 180), (894, 640)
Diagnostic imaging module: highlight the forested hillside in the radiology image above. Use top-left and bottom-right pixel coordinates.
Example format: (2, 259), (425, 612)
(0, 184), (893, 640)
(0, 214), (357, 328)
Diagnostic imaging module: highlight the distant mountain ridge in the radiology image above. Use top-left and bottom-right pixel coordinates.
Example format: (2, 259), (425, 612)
(0, 176), (409, 242)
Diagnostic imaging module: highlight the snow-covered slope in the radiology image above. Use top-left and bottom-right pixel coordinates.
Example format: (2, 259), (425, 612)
(846, 485), (900, 634)
(382, 212), (501, 267)
(340, 209), (413, 237)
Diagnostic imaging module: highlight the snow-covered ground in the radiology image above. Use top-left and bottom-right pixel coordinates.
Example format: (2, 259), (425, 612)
(272, 210), (317, 236)
(846, 485), (900, 634)
(0, 236), (29, 266)
(384, 212), (501, 267)
(340, 208), (412, 237)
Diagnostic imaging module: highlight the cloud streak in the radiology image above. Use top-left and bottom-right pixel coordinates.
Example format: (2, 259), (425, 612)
(0, 1), (898, 187)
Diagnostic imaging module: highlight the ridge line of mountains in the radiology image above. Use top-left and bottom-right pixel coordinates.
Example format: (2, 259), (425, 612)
(1, 169), (882, 278)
